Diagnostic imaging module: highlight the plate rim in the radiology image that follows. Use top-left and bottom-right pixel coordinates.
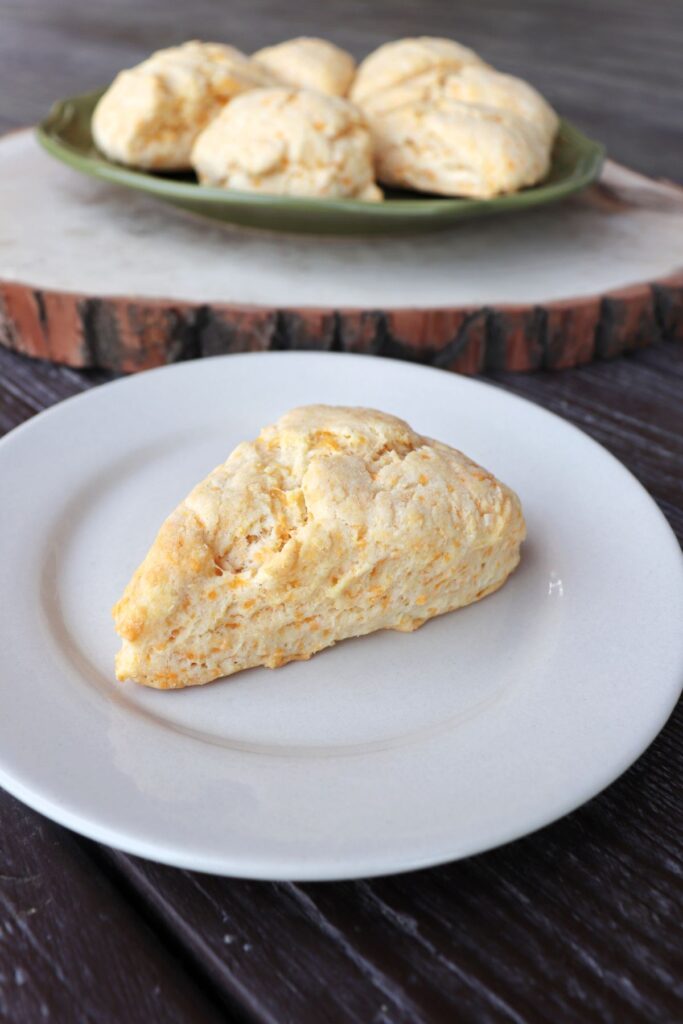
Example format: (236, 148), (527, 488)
(35, 88), (606, 224)
(0, 351), (681, 881)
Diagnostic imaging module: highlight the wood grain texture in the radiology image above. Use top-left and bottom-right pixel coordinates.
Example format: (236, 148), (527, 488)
(0, 791), (228, 1024)
(98, 685), (683, 1024)
(0, 1), (682, 1022)
(1, 338), (682, 1024)
(2, 140), (682, 374)
(2, 273), (682, 374)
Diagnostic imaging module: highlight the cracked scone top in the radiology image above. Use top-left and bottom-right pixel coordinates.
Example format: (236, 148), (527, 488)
(370, 99), (553, 198)
(252, 37), (356, 97)
(92, 41), (277, 170)
(113, 406), (526, 689)
(351, 36), (557, 198)
(360, 64), (558, 142)
(191, 88), (382, 200)
(350, 36), (487, 106)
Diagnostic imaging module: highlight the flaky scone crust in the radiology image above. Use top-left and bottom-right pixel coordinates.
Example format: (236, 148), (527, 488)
(350, 37), (557, 199)
(350, 36), (486, 105)
(252, 37), (356, 97)
(369, 98), (552, 198)
(92, 40), (276, 170)
(360, 64), (558, 142)
(191, 88), (382, 200)
(113, 406), (526, 688)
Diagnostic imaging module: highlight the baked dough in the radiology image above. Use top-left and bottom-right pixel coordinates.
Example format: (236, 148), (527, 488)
(370, 98), (552, 198)
(361, 64), (558, 142)
(191, 88), (382, 200)
(351, 37), (556, 197)
(252, 37), (355, 96)
(113, 405), (525, 689)
(350, 36), (485, 106)
(92, 41), (276, 170)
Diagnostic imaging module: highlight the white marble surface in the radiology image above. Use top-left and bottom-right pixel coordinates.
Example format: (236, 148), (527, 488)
(1, 130), (682, 308)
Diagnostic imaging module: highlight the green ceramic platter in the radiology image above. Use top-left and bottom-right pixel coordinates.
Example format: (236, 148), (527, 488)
(37, 88), (605, 236)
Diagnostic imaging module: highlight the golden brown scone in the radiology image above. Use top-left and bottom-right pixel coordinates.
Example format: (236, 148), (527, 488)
(350, 36), (485, 106)
(191, 88), (382, 200)
(252, 37), (356, 96)
(113, 406), (525, 689)
(361, 64), (558, 142)
(370, 98), (552, 198)
(92, 40), (277, 170)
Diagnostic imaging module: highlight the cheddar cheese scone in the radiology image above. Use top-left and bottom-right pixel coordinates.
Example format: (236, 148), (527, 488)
(92, 40), (277, 170)
(252, 37), (356, 96)
(350, 36), (486, 106)
(352, 36), (557, 198)
(113, 406), (525, 689)
(360, 64), (558, 142)
(369, 98), (552, 198)
(191, 88), (382, 199)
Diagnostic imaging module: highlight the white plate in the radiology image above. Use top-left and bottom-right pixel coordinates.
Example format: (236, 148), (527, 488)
(0, 353), (681, 880)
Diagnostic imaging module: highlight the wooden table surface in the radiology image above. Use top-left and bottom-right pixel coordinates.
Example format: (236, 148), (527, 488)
(1, 2), (682, 1021)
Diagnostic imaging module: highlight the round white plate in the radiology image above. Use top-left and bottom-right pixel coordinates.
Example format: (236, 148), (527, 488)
(0, 353), (681, 880)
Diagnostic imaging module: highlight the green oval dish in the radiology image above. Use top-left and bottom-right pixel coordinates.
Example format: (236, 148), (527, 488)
(36, 88), (605, 236)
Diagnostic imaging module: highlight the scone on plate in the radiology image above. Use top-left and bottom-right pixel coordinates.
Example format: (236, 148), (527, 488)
(252, 37), (356, 96)
(113, 406), (525, 689)
(352, 36), (557, 197)
(370, 98), (552, 198)
(191, 88), (382, 200)
(350, 36), (486, 106)
(361, 64), (558, 142)
(92, 40), (277, 170)
(368, 96), (553, 198)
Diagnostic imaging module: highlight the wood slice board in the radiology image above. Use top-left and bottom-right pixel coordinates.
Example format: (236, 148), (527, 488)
(1, 128), (681, 374)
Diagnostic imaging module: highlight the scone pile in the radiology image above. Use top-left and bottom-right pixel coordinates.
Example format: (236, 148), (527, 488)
(93, 36), (558, 201)
(113, 406), (525, 689)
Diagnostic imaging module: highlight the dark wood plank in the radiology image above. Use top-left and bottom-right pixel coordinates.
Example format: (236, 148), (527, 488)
(0, 791), (229, 1023)
(99, 689), (682, 1024)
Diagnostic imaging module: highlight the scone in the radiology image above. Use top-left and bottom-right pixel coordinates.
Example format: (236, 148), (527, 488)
(350, 36), (486, 106)
(191, 88), (382, 200)
(252, 37), (356, 96)
(113, 406), (525, 689)
(370, 98), (552, 198)
(361, 64), (558, 142)
(92, 40), (277, 170)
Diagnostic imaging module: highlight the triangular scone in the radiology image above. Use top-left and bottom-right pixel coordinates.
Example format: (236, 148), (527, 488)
(113, 406), (525, 688)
